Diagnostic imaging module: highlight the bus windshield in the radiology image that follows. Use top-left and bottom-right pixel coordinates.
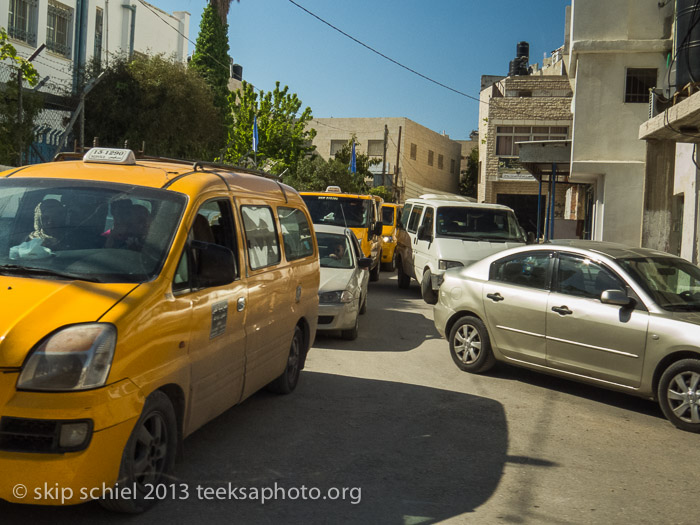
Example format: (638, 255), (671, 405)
(301, 195), (371, 228)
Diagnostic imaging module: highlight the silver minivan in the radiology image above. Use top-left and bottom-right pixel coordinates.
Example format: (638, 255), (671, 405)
(395, 194), (526, 303)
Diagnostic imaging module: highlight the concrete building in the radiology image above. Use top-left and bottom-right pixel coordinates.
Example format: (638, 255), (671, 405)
(1, 0), (190, 93)
(478, 46), (576, 236)
(564, 0), (674, 245)
(308, 117), (462, 201)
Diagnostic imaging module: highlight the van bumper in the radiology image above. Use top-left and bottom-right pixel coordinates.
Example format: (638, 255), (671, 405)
(0, 376), (144, 505)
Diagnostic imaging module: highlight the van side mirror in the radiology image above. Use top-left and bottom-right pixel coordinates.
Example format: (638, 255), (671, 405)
(417, 225), (433, 242)
(372, 221), (383, 237)
(526, 231), (536, 244)
(600, 289), (632, 307)
(192, 241), (235, 288)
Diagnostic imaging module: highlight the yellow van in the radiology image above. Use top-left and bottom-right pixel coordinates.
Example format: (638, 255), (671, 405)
(0, 148), (319, 512)
(380, 203), (401, 271)
(300, 188), (383, 281)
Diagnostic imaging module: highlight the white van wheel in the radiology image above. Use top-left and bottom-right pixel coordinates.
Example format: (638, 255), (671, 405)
(421, 270), (438, 305)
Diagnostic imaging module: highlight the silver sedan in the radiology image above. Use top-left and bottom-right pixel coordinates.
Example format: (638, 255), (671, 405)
(434, 239), (700, 433)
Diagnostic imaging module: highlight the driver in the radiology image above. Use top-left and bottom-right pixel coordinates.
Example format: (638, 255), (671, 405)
(27, 199), (67, 250)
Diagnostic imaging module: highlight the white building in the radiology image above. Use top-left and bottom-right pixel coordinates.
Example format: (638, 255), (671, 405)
(564, 0), (673, 245)
(0, 0), (189, 93)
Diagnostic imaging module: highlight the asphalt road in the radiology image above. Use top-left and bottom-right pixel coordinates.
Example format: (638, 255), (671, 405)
(2, 271), (700, 524)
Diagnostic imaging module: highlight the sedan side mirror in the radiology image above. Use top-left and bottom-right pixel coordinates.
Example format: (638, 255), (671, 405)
(600, 289), (632, 307)
(358, 257), (373, 270)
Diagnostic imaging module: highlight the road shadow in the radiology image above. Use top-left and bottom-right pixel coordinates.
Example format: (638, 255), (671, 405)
(0, 371), (547, 524)
(488, 362), (663, 420)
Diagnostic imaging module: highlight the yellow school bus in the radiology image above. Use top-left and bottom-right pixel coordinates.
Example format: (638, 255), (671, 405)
(300, 188), (383, 281)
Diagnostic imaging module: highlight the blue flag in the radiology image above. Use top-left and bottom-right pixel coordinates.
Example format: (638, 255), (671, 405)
(350, 141), (356, 173)
(252, 115), (259, 153)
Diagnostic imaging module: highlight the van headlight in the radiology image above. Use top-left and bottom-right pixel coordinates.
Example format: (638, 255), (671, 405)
(383, 236), (392, 243)
(319, 290), (354, 304)
(17, 324), (117, 391)
(439, 260), (464, 270)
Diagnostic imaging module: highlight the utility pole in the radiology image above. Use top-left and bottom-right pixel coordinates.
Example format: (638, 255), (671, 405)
(17, 44), (46, 165)
(381, 124), (388, 187)
(393, 126), (402, 203)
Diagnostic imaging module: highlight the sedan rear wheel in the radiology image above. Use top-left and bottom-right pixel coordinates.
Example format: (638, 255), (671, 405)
(448, 316), (495, 374)
(658, 359), (700, 433)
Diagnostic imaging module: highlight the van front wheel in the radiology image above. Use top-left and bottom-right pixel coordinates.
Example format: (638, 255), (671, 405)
(421, 270), (438, 305)
(99, 391), (177, 513)
(397, 257), (411, 289)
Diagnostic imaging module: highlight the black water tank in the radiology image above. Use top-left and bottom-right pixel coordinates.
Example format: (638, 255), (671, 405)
(232, 64), (243, 81)
(509, 56), (529, 77)
(676, 0), (700, 87)
(517, 41), (530, 61)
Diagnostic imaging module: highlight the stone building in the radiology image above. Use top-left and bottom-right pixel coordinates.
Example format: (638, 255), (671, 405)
(308, 117), (462, 201)
(478, 51), (576, 236)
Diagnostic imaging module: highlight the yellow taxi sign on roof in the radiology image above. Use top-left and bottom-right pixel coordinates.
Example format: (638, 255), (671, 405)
(83, 148), (136, 165)
(325, 185), (342, 193)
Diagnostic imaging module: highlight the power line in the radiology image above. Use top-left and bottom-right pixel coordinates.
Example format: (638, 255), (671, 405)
(287, 0), (484, 104)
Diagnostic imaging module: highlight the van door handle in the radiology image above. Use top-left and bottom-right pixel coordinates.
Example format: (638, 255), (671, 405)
(551, 305), (573, 315)
(486, 293), (504, 302)
(237, 297), (246, 312)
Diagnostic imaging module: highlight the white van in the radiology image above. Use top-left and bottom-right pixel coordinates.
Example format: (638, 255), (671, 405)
(395, 194), (526, 303)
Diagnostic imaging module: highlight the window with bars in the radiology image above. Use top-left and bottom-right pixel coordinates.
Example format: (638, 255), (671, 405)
(410, 143), (417, 160)
(625, 68), (656, 103)
(428, 150), (434, 166)
(8, 0), (38, 46)
(495, 125), (569, 156)
(438, 154), (444, 170)
(46, 1), (72, 58)
(367, 140), (383, 157)
(450, 158), (456, 174)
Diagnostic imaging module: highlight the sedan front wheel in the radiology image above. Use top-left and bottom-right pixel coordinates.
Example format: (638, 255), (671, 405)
(658, 359), (700, 433)
(448, 316), (495, 374)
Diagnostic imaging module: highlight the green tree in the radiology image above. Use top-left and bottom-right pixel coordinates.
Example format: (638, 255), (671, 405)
(223, 81), (316, 175)
(369, 186), (393, 203)
(460, 147), (478, 198)
(0, 27), (41, 165)
(84, 54), (224, 159)
(190, 3), (230, 115)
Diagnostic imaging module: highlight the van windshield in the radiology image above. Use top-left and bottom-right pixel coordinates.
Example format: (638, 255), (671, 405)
(435, 206), (525, 242)
(301, 195), (371, 228)
(381, 206), (395, 226)
(0, 178), (186, 283)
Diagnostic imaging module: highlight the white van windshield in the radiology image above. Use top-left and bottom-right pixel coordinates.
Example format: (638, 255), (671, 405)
(0, 179), (186, 283)
(435, 206), (525, 242)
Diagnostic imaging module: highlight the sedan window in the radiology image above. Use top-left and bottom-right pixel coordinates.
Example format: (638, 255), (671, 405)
(556, 254), (625, 299)
(490, 252), (551, 289)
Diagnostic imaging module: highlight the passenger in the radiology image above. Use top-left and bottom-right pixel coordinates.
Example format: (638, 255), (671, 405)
(27, 199), (67, 250)
(104, 200), (151, 250)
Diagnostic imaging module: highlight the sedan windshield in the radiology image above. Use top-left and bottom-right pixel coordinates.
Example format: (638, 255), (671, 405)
(317, 232), (354, 269)
(302, 195), (371, 228)
(618, 256), (700, 311)
(0, 178), (186, 283)
(435, 206), (525, 242)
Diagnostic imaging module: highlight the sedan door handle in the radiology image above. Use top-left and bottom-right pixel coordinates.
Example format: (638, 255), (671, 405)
(487, 293), (505, 302)
(551, 305), (573, 315)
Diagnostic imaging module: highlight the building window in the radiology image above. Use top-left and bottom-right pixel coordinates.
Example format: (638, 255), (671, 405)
(367, 140), (383, 157)
(495, 125), (569, 156)
(330, 140), (346, 157)
(410, 143), (417, 160)
(8, 0), (38, 46)
(46, 1), (73, 58)
(450, 158), (456, 175)
(438, 154), (444, 170)
(94, 7), (103, 68)
(625, 68), (656, 103)
(428, 150), (434, 166)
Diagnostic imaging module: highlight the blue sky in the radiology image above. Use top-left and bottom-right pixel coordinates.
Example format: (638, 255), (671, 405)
(166, 0), (571, 140)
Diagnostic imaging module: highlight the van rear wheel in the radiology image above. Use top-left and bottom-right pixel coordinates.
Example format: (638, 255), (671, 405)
(421, 270), (438, 305)
(267, 326), (303, 395)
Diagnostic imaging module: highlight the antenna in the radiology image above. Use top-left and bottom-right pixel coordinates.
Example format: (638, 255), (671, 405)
(340, 201), (348, 229)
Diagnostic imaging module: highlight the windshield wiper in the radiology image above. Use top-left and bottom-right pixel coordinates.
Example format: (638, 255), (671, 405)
(664, 303), (700, 312)
(0, 264), (101, 283)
